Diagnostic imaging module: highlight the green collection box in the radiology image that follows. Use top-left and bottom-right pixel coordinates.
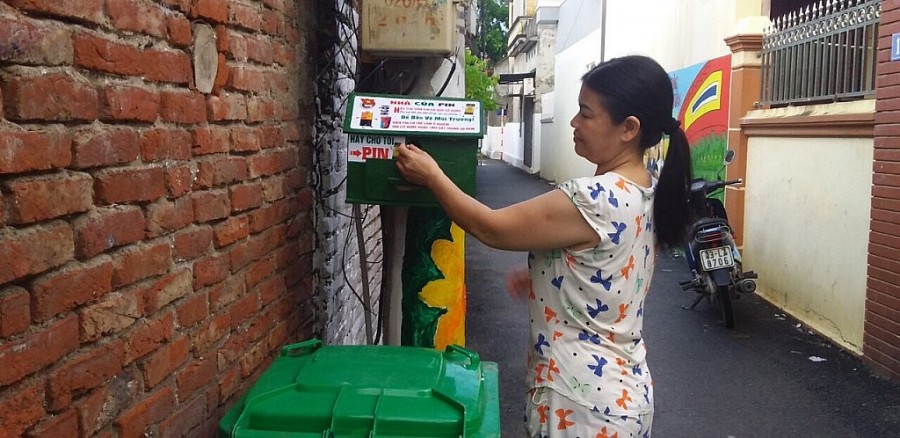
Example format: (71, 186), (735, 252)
(343, 93), (484, 207)
(218, 339), (500, 437)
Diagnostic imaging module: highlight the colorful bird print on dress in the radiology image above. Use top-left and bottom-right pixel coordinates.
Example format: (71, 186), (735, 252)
(579, 329), (602, 344)
(608, 190), (619, 207)
(615, 177), (631, 193)
(556, 409), (575, 430)
(590, 270), (613, 291)
(608, 222), (627, 244)
(551, 275), (564, 289)
(588, 355), (608, 377)
(635, 215), (643, 237)
(587, 299), (610, 318)
(621, 255), (635, 279)
(597, 426), (619, 438)
(535, 334), (550, 355)
(538, 405), (550, 424)
(616, 389), (632, 410)
(615, 304), (629, 323)
(544, 306), (559, 323)
(589, 183), (606, 200)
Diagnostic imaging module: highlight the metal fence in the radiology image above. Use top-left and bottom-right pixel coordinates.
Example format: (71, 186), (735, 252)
(761, 0), (881, 107)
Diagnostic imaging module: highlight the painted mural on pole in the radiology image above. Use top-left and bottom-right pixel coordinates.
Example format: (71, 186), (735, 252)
(401, 209), (466, 349)
(658, 55), (732, 201)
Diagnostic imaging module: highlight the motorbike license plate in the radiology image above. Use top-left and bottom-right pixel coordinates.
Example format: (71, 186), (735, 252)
(699, 246), (734, 271)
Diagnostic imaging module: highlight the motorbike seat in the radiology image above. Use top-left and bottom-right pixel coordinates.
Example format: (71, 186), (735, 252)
(690, 217), (730, 237)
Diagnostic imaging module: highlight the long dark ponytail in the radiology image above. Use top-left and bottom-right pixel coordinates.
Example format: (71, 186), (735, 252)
(581, 55), (692, 249)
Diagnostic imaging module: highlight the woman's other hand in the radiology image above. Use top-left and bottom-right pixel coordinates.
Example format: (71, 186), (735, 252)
(395, 143), (442, 187)
(505, 268), (532, 301)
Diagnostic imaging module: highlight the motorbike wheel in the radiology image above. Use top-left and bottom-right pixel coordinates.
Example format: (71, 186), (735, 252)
(718, 285), (735, 328)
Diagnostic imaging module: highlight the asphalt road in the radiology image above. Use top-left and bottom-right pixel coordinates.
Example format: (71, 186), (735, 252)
(465, 159), (900, 437)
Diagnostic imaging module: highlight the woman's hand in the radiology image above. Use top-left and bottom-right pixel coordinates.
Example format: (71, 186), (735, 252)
(505, 268), (532, 301)
(395, 143), (442, 187)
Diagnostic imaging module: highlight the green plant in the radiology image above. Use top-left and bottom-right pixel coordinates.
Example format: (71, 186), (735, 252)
(464, 48), (499, 112)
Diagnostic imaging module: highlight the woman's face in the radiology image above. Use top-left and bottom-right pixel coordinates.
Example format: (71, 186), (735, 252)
(570, 85), (630, 165)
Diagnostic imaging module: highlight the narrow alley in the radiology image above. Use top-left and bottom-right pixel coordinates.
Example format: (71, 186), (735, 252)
(466, 159), (900, 437)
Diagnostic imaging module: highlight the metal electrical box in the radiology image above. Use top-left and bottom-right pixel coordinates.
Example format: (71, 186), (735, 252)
(361, 0), (455, 56)
(343, 92), (483, 207)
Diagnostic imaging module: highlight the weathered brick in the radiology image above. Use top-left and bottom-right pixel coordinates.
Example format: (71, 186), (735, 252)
(249, 201), (285, 233)
(260, 175), (285, 202)
(2, 171), (93, 224)
(0, 381), (45, 437)
(106, 0), (167, 38)
(230, 126), (261, 152)
(79, 289), (143, 342)
(258, 273), (286, 307)
(140, 128), (192, 162)
(227, 66), (267, 93)
(142, 269), (192, 313)
(175, 355), (216, 400)
(5, 0), (104, 25)
(75, 371), (140, 436)
(194, 155), (248, 189)
(160, 89), (207, 124)
(245, 36), (273, 65)
(165, 163), (194, 197)
(74, 34), (191, 84)
(146, 196), (195, 238)
(158, 393), (205, 438)
(192, 189), (231, 222)
(238, 340), (267, 378)
(145, 48), (193, 84)
(25, 408), (78, 438)
(116, 386), (176, 438)
(190, 0), (228, 23)
(1, 72), (98, 122)
(74, 206), (144, 259)
(229, 182), (264, 212)
(47, 341), (125, 411)
(218, 365), (240, 400)
(213, 53), (229, 92)
(261, 8), (281, 36)
(192, 312), (230, 353)
(175, 291), (208, 328)
(0, 15), (73, 65)
(213, 215), (249, 247)
(193, 252), (230, 289)
(0, 221), (74, 284)
(228, 1), (261, 31)
(72, 127), (140, 168)
(207, 92), (247, 121)
(0, 315), (79, 386)
(30, 257), (113, 322)
(94, 166), (166, 204)
(0, 286), (30, 337)
(192, 126), (231, 155)
(208, 276), (244, 312)
(229, 292), (259, 329)
(111, 241), (171, 288)
(100, 85), (159, 122)
(166, 13), (192, 47)
(0, 129), (72, 174)
(124, 311), (174, 364)
(173, 225), (214, 261)
(244, 256), (275, 289)
(247, 97), (276, 123)
(140, 335), (190, 388)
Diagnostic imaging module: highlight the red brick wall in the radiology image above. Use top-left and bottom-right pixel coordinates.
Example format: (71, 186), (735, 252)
(0, 0), (317, 436)
(869, 0), (900, 382)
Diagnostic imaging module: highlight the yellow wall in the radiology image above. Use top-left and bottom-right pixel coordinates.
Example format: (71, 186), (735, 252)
(743, 136), (873, 353)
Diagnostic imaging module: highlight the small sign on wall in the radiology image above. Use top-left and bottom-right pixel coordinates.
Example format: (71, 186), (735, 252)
(892, 33), (900, 61)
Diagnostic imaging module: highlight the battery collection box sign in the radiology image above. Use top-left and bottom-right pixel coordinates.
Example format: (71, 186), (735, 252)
(343, 93), (483, 207)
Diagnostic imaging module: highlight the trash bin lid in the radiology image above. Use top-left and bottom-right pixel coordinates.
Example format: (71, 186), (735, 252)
(219, 339), (498, 437)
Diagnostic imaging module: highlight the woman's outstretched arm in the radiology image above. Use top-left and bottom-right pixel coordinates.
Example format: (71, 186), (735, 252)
(395, 143), (598, 252)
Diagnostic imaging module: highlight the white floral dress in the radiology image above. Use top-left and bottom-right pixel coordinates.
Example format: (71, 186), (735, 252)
(525, 172), (656, 437)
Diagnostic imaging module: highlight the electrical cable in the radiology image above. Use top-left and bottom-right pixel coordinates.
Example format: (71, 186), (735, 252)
(435, 49), (459, 96)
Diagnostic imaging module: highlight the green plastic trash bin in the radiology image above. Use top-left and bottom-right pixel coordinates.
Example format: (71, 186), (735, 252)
(219, 339), (500, 437)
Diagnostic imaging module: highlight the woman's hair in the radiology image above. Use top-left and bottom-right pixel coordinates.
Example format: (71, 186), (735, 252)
(581, 55), (693, 249)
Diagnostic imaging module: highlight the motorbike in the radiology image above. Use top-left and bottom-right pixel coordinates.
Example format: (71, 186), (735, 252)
(679, 149), (758, 328)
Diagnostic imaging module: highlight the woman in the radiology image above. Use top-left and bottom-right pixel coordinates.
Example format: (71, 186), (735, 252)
(395, 55), (692, 437)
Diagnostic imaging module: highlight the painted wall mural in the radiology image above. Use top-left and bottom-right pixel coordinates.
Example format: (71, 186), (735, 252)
(662, 55), (732, 200)
(401, 208), (466, 349)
